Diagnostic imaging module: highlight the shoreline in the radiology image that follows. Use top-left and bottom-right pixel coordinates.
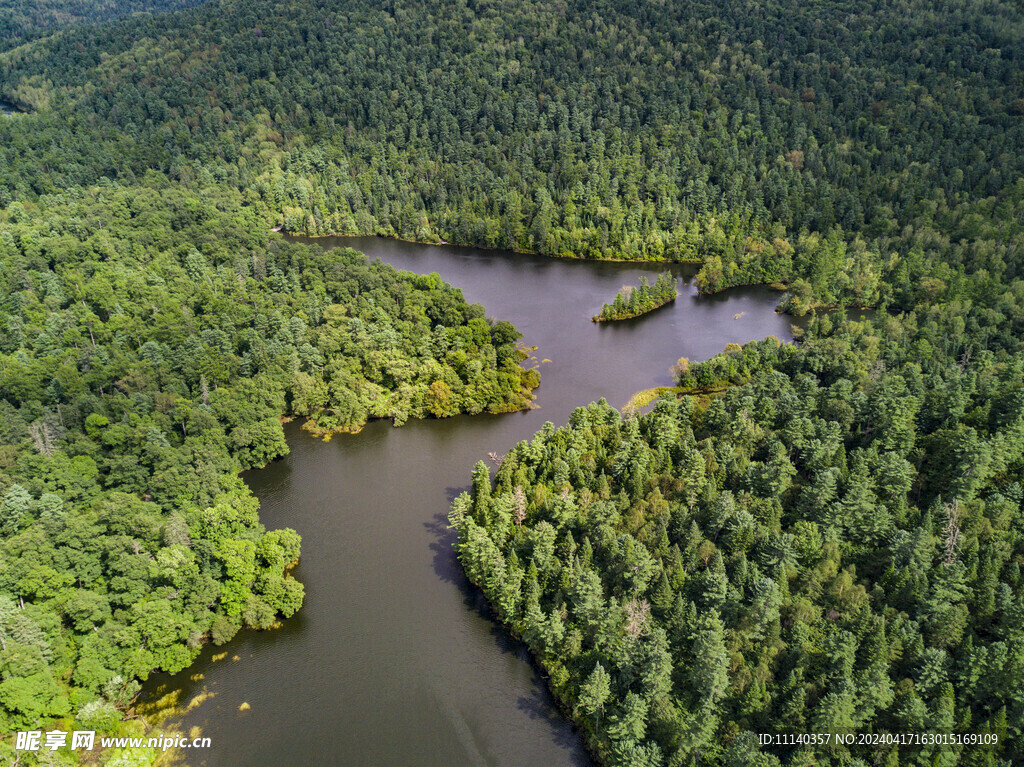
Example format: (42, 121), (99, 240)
(278, 229), (704, 266)
(276, 229), (832, 314)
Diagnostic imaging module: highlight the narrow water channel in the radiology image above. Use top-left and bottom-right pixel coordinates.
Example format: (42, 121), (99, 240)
(144, 237), (798, 766)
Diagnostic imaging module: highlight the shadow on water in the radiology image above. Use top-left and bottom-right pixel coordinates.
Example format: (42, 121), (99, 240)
(424, 502), (530, 662)
(426, 496), (591, 766)
(144, 604), (312, 718)
(240, 452), (294, 494)
(444, 484), (469, 505)
(426, 506), (465, 585)
(517, 687), (592, 767)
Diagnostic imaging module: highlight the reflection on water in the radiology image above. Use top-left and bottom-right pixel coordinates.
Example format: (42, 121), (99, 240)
(143, 237), (797, 766)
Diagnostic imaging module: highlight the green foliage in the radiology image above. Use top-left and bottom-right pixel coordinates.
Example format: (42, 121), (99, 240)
(454, 317), (1024, 766)
(0, 0), (207, 57)
(0, 0), (207, 48)
(579, 662), (612, 731)
(0, 0), (1019, 309)
(0, 178), (535, 739)
(1, 0), (1023, 764)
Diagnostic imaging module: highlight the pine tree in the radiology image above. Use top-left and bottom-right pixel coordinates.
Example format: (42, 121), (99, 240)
(691, 612), (730, 705)
(579, 662), (612, 732)
(471, 460), (492, 525)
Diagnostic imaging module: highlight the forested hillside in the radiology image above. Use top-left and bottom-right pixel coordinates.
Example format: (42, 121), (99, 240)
(0, 0), (1021, 306)
(0, 0), (207, 52)
(452, 174), (1024, 763)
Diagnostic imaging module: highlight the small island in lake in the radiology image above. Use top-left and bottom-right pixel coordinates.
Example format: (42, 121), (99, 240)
(592, 271), (678, 321)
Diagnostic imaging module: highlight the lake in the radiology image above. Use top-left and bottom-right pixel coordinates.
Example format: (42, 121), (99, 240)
(143, 237), (798, 766)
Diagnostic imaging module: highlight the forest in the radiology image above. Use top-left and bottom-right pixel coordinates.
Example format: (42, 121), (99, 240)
(0, 0), (206, 52)
(454, 321), (1024, 766)
(594, 273), (677, 322)
(0, 0), (1022, 763)
(0, 176), (535, 761)
(0, 0), (1020, 307)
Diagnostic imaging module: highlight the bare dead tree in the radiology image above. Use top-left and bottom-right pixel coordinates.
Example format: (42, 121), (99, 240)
(958, 347), (972, 372)
(512, 485), (527, 528)
(944, 499), (961, 566)
(624, 598), (651, 638)
(28, 419), (55, 457)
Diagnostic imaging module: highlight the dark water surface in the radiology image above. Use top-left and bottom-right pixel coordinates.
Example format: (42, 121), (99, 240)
(145, 237), (797, 766)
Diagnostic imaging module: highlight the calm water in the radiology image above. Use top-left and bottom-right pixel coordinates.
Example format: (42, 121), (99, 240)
(145, 238), (797, 766)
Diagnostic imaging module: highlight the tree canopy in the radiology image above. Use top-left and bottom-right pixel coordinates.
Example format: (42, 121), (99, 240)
(0, 0), (1020, 307)
(0, 0), (207, 53)
(454, 321), (1024, 766)
(1, 0), (1023, 763)
(595, 273), (677, 322)
(0, 175), (535, 759)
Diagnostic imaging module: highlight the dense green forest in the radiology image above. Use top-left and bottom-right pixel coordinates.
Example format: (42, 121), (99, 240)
(1, 0), (1023, 764)
(595, 272), (677, 322)
(0, 0), (1021, 306)
(454, 322), (1024, 766)
(0, 0), (207, 53)
(453, 178), (1024, 764)
(0, 176), (536, 760)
